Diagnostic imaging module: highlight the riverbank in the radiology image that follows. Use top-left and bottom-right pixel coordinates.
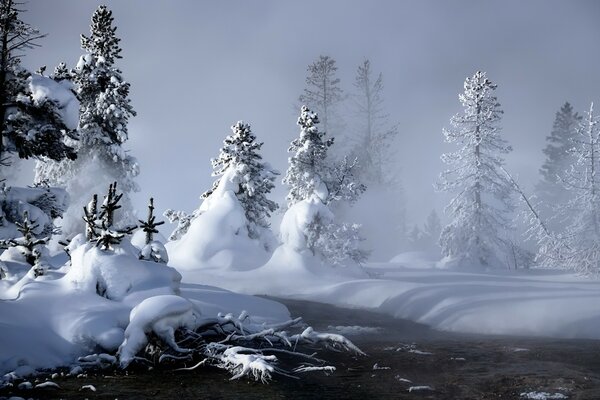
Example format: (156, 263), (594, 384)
(2, 298), (600, 399)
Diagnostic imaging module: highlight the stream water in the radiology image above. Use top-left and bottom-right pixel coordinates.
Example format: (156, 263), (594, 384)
(2, 298), (600, 399)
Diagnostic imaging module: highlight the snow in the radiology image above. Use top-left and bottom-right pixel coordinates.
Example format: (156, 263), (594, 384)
(0, 237), (291, 378)
(166, 167), (273, 271)
(327, 325), (381, 335)
(520, 392), (568, 400)
(408, 386), (434, 392)
(29, 74), (79, 130)
(119, 295), (199, 367)
(187, 252), (600, 340)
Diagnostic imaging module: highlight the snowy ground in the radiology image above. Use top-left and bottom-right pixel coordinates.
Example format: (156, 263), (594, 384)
(176, 253), (600, 340)
(0, 240), (290, 378)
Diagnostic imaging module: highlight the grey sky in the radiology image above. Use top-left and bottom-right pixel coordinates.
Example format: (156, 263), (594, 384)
(19, 0), (600, 233)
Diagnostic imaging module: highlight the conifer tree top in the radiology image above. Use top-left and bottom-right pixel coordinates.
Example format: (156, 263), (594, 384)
(81, 5), (121, 64)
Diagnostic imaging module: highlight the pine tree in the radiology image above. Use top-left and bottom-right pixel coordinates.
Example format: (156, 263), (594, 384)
(284, 106), (367, 265)
(284, 106), (334, 206)
(351, 59), (400, 185)
(546, 103), (600, 275)
(35, 5), (139, 237)
(51, 62), (70, 81)
(201, 121), (279, 239)
(298, 55), (344, 137)
(423, 210), (441, 244)
(0, 0), (76, 164)
(84, 182), (136, 251)
(537, 102), (581, 210)
(437, 71), (514, 268)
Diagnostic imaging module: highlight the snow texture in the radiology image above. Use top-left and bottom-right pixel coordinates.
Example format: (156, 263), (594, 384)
(167, 166), (274, 271)
(191, 252), (600, 340)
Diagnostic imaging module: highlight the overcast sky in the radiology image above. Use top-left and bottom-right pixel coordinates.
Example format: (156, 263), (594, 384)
(18, 0), (600, 233)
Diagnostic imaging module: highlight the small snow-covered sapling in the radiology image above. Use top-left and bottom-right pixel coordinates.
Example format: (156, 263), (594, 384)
(85, 182), (136, 250)
(3, 211), (49, 276)
(138, 197), (164, 245)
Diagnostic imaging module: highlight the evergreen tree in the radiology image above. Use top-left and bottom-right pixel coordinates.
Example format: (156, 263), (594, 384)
(537, 102), (581, 210)
(35, 5), (139, 237)
(423, 210), (441, 245)
(543, 103), (600, 275)
(437, 71), (514, 268)
(84, 182), (136, 251)
(351, 59), (400, 185)
(298, 55), (344, 138)
(202, 121), (279, 239)
(0, 0), (76, 164)
(51, 62), (70, 81)
(284, 106), (367, 266)
(284, 106), (334, 206)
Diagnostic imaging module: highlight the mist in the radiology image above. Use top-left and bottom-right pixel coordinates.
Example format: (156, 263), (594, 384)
(16, 0), (600, 257)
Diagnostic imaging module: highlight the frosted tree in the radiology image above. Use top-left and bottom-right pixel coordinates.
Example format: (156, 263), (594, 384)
(350, 59), (400, 185)
(437, 71), (515, 268)
(284, 106), (367, 265)
(545, 103), (600, 275)
(298, 55), (344, 138)
(0, 0), (76, 165)
(35, 5), (139, 237)
(2, 211), (48, 273)
(537, 102), (581, 214)
(202, 121), (279, 239)
(138, 197), (168, 264)
(83, 182), (136, 251)
(284, 106), (334, 206)
(51, 62), (70, 81)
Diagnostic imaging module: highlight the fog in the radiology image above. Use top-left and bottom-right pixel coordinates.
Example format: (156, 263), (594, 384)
(17, 0), (600, 255)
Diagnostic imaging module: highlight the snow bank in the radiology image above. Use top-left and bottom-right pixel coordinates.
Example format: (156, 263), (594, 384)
(65, 238), (181, 302)
(167, 168), (273, 271)
(119, 295), (199, 367)
(0, 237), (291, 377)
(189, 252), (600, 340)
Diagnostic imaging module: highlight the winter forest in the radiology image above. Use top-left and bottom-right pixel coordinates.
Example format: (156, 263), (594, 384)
(1, 1), (600, 399)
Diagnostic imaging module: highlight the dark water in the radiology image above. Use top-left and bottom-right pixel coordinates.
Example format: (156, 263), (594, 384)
(3, 298), (600, 399)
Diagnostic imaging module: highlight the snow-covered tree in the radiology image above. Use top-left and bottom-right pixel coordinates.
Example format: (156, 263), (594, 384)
(537, 102), (581, 213)
(543, 103), (600, 275)
(163, 208), (197, 241)
(138, 197), (167, 264)
(283, 106), (367, 266)
(350, 59), (400, 185)
(202, 121), (279, 239)
(0, 0), (76, 165)
(84, 182), (136, 251)
(298, 55), (344, 138)
(51, 62), (71, 81)
(35, 5), (139, 238)
(437, 71), (515, 268)
(284, 106), (334, 206)
(1, 211), (48, 276)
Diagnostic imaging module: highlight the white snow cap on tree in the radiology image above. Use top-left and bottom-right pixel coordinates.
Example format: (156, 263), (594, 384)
(437, 71), (515, 269)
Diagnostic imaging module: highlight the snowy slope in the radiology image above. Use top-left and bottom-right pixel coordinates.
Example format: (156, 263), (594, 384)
(0, 239), (290, 377)
(184, 254), (600, 340)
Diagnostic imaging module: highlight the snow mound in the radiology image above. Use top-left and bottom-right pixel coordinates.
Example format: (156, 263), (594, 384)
(280, 195), (332, 251)
(65, 237), (181, 302)
(118, 295), (199, 367)
(167, 167), (272, 271)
